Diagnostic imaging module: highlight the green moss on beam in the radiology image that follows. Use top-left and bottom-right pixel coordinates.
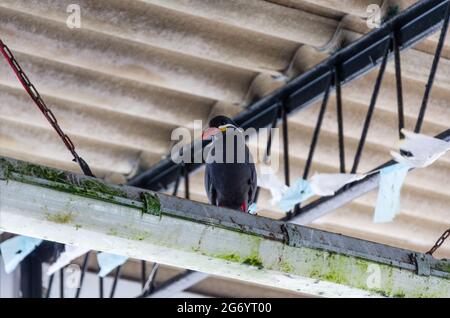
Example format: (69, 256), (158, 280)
(435, 262), (450, 274)
(128, 230), (151, 241)
(217, 253), (241, 263)
(0, 158), (132, 205)
(45, 212), (74, 224)
(141, 192), (161, 216)
(78, 179), (127, 199)
(107, 228), (119, 236)
(215, 253), (263, 269)
(242, 255), (264, 269)
(1, 159), (66, 183)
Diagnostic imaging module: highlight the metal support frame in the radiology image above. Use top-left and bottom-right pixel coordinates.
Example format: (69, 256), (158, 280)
(350, 37), (390, 174)
(119, 0), (450, 297)
(288, 129), (450, 224)
(0, 157), (449, 297)
(415, 0), (450, 133)
(128, 0), (450, 191)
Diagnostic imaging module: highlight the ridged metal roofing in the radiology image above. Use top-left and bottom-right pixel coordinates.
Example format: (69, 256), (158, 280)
(0, 0), (448, 285)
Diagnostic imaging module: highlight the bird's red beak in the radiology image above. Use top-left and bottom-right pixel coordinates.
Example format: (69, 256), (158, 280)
(202, 127), (222, 140)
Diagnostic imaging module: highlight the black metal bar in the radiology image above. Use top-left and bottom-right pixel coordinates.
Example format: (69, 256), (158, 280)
(140, 263), (160, 297)
(41, 242), (64, 298)
(257, 104), (279, 211)
(127, 0), (449, 192)
(59, 268), (64, 298)
(74, 251), (90, 298)
(109, 266), (122, 298)
(414, 0), (450, 133)
(254, 186), (261, 203)
(45, 274), (54, 298)
(20, 241), (63, 298)
(184, 165), (190, 200)
(281, 103), (290, 186)
(171, 166), (182, 196)
(334, 67), (346, 173)
(264, 106), (281, 163)
(99, 277), (104, 298)
(292, 72), (332, 215)
(393, 33), (405, 139)
(20, 253), (42, 298)
(351, 38), (391, 174)
(302, 73), (332, 181)
(141, 260), (147, 289)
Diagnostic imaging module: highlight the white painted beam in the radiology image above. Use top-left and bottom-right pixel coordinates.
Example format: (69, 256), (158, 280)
(0, 157), (449, 298)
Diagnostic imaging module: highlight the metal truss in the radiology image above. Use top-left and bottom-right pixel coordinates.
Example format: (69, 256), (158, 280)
(124, 0), (450, 296)
(128, 0), (450, 191)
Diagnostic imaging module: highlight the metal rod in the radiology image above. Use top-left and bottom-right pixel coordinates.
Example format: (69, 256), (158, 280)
(351, 38), (391, 173)
(141, 260), (147, 290)
(74, 251), (90, 298)
(281, 103), (290, 186)
(292, 72), (333, 215)
(254, 186), (261, 203)
(45, 243), (62, 298)
(141, 263), (160, 297)
(334, 67), (346, 173)
(171, 166), (181, 196)
(99, 277), (104, 298)
(302, 73), (332, 181)
(184, 165), (190, 200)
(264, 107), (280, 163)
(393, 33), (405, 139)
(20, 253), (43, 298)
(109, 266), (122, 298)
(59, 268), (64, 298)
(414, 0), (450, 133)
(45, 274), (54, 298)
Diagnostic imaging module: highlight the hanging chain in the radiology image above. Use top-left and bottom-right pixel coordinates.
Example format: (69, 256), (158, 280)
(426, 228), (450, 256)
(0, 39), (94, 177)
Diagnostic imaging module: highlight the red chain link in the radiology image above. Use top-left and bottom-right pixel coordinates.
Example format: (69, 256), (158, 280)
(0, 39), (94, 177)
(426, 228), (450, 256)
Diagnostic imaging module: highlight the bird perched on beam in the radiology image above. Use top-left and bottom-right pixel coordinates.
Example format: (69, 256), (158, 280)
(202, 116), (257, 213)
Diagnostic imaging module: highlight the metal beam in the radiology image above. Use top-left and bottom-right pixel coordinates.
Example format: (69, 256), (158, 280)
(288, 129), (450, 224)
(0, 157), (449, 297)
(128, 0), (450, 191)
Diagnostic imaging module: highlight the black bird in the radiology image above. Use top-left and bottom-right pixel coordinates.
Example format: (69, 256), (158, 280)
(202, 116), (257, 213)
